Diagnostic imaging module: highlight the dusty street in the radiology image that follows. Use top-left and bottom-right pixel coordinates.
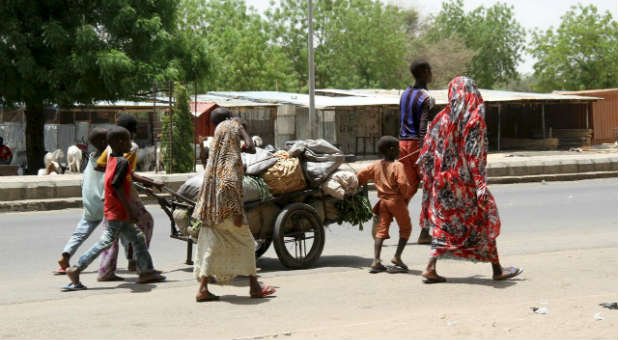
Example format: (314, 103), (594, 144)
(0, 179), (616, 339)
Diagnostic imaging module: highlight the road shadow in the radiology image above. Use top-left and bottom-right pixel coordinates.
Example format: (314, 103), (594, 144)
(256, 254), (373, 273)
(165, 266), (194, 274)
(216, 294), (275, 305)
(80, 280), (177, 293)
(438, 275), (524, 288)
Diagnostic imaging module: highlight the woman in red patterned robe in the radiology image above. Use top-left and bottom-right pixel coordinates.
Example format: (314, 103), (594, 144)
(416, 76), (523, 283)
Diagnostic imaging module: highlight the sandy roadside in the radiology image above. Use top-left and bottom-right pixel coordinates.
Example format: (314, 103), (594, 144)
(1, 247), (616, 339)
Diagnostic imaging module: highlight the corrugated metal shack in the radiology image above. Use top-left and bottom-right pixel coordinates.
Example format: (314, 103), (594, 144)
(0, 100), (170, 167)
(555, 89), (617, 144)
(191, 95), (278, 146)
(211, 89), (601, 154)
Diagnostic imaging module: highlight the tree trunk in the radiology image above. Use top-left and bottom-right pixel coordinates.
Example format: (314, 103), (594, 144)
(24, 103), (45, 174)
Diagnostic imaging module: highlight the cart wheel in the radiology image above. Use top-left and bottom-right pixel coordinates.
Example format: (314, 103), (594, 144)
(255, 238), (272, 258)
(273, 203), (325, 269)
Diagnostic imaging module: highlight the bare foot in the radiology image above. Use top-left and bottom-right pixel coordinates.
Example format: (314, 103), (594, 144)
(66, 266), (81, 285)
(58, 254), (70, 270)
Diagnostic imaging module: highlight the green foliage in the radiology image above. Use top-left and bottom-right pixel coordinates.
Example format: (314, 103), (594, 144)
(430, 0), (525, 89)
(179, 0), (298, 91)
(529, 4), (618, 92)
(408, 36), (475, 89)
(0, 0), (207, 172)
(161, 82), (195, 174)
(267, 0), (411, 90)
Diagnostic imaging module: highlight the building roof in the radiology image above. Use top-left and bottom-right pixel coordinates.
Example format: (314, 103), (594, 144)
(320, 88), (603, 105)
(554, 88), (617, 95)
(210, 88), (601, 109)
(194, 94), (278, 108)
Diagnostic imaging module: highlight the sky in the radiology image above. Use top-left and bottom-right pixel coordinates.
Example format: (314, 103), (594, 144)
(244, 0), (618, 75)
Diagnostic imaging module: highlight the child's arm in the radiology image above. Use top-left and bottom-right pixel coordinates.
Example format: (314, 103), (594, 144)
(114, 185), (137, 222)
(395, 163), (414, 202)
(356, 163), (376, 186)
(132, 172), (164, 190)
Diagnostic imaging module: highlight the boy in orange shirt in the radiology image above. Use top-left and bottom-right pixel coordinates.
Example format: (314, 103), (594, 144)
(357, 136), (415, 273)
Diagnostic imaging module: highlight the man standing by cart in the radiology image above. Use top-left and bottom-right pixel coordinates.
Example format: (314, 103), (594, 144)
(399, 59), (435, 244)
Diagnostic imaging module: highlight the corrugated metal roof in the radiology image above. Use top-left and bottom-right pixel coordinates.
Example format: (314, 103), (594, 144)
(554, 88), (618, 95)
(321, 88), (602, 105)
(211, 89), (601, 109)
(209, 91), (400, 109)
(195, 94), (278, 107)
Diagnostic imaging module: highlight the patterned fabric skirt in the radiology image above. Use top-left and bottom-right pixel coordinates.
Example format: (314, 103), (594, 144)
(193, 218), (257, 285)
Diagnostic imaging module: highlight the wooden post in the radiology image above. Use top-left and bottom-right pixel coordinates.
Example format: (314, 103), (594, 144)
(541, 104), (546, 139)
(585, 103), (590, 129)
(497, 104), (502, 151)
(307, 0), (317, 138)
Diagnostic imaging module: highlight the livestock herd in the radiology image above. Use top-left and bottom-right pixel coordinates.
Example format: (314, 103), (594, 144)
(36, 135), (264, 176)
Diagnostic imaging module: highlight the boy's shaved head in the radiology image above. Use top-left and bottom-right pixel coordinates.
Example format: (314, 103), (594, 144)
(377, 136), (400, 161)
(88, 128), (107, 144)
(107, 126), (131, 153)
(117, 114), (138, 134)
(410, 59), (431, 79)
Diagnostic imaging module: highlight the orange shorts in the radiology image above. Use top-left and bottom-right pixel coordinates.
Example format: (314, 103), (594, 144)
(399, 139), (420, 200)
(373, 198), (412, 240)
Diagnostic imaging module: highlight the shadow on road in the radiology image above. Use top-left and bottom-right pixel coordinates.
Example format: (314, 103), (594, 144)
(442, 275), (524, 288)
(216, 294), (275, 305)
(256, 254), (374, 273)
(83, 280), (176, 293)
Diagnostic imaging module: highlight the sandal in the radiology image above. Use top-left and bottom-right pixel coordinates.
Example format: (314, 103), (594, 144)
(369, 263), (387, 274)
(196, 294), (220, 302)
(387, 265), (408, 274)
(62, 282), (87, 291)
(493, 267), (523, 281)
(251, 284), (276, 298)
(137, 272), (166, 284)
(52, 268), (67, 275)
(97, 273), (125, 282)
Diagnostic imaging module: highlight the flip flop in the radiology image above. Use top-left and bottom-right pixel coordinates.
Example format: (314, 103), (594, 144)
(137, 273), (167, 284)
(251, 285), (276, 298)
(422, 276), (447, 284)
(62, 282), (87, 291)
(386, 265), (408, 274)
(97, 274), (125, 282)
(493, 267), (523, 281)
(390, 260), (409, 270)
(53, 268), (67, 275)
(369, 263), (387, 274)
(196, 294), (220, 302)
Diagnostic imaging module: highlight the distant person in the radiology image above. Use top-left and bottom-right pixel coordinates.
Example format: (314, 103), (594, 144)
(64, 126), (165, 290)
(416, 76), (522, 283)
(192, 108), (276, 302)
(0, 136), (13, 165)
(358, 136), (415, 274)
(399, 59), (435, 245)
(54, 128), (108, 275)
(95, 114), (162, 281)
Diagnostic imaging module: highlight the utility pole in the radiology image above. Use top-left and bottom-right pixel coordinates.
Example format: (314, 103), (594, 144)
(307, 0), (317, 138)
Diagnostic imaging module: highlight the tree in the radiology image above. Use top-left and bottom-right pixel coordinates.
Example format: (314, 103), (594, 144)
(529, 4), (618, 92)
(408, 36), (475, 89)
(179, 0), (298, 91)
(0, 1), (204, 173)
(267, 0), (412, 90)
(429, 0), (525, 89)
(161, 82), (195, 173)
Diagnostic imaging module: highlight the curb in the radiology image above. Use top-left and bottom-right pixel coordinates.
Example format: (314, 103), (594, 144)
(2, 171), (615, 213)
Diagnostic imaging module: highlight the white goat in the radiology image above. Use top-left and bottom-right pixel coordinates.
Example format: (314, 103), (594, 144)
(44, 149), (65, 169)
(66, 145), (84, 173)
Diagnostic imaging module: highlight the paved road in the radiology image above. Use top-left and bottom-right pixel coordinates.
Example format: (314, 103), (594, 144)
(1, 178), (616, 338)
